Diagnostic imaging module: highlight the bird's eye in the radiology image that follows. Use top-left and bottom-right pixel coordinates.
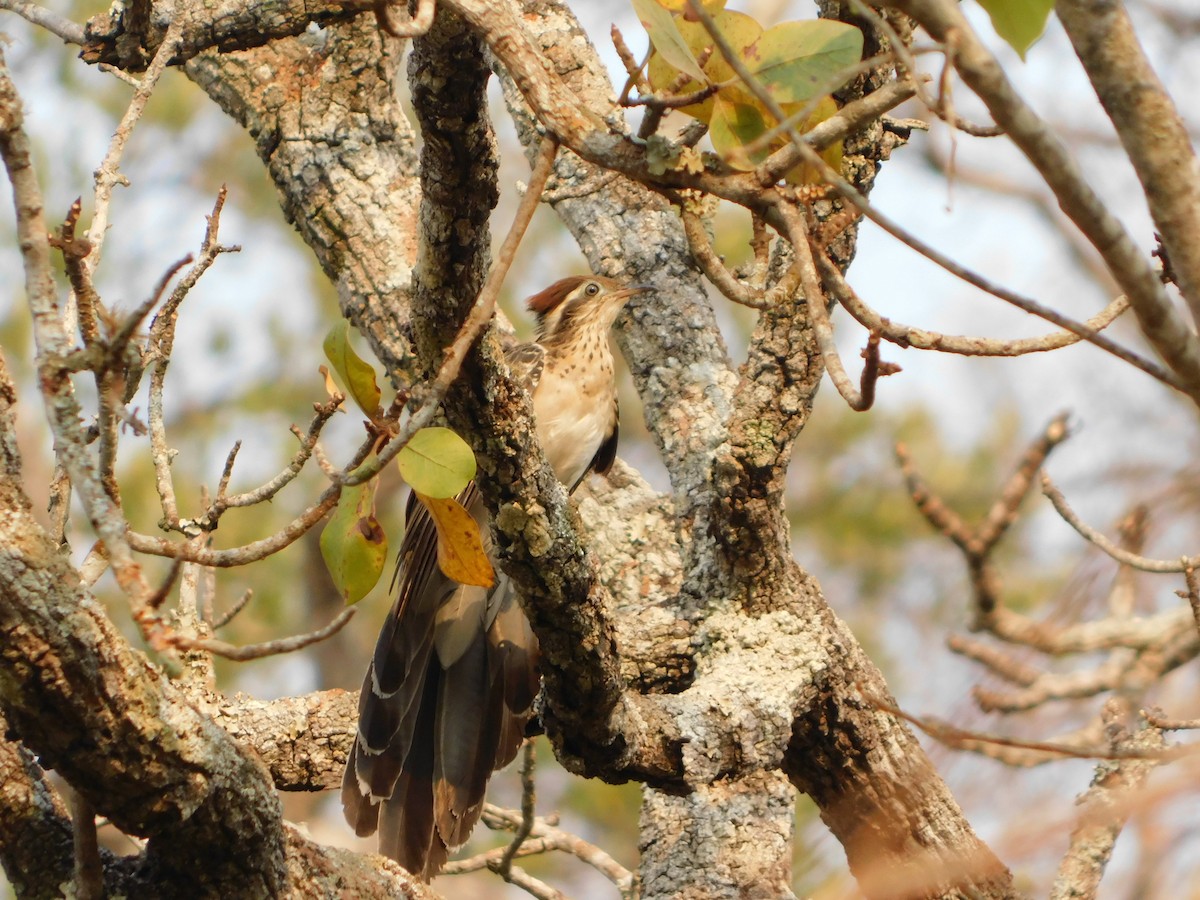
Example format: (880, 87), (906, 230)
(585, 282), (600, 296)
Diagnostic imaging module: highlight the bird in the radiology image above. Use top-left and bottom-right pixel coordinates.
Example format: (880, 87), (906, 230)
(342, 275), (650, 879)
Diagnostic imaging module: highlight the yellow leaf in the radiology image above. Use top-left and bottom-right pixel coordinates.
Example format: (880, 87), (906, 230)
(782, 95), (844, 185)
(318, 364), (344, 407)
(416, 492), (495, 588)
(322, 321), (383, 420)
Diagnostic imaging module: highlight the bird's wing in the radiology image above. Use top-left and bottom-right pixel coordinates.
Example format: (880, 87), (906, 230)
(505, 340), (545, 393)
(588, 410), (619, 479)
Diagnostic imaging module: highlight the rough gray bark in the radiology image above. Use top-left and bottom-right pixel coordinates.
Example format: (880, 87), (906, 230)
(185, 14), (422, 383)
(0, 459), (288, 896)
(0, 0), (1029, 897)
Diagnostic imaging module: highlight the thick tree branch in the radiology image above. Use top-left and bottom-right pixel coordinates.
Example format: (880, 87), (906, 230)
(1056, 0), (1200, 325)
(184, 17), (420, 383)
(81, 0), (373, 69)
(1050, 705), (1166, 900)
(0, 477), (288, 893)
(0, 715), (77, 897)
(405, 6), (684, 790)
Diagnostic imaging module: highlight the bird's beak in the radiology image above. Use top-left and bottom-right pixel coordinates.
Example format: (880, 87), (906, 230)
(612, 284), (654, 301)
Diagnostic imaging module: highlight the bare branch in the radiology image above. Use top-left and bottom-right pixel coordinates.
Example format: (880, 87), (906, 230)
(1183, 566), (1200, 637)
(1041, 474), (1200, 573)
(898, 414), (1070, 621)
(0, 0), (85, 44)
(986, 606), (1195, 656)
(889, 0), (1200, 403)
(64, 785), (102, 900)
(679, 207), (797, 311)
(773, 202), (896, 411)
(445, 805), (637, 897)
(211, 588), (253, 630)
(1143, 710), (1200, 731)
(86, 20), (183, 267)
(126, 485), (341, 566)
(169, 607), (355, 661)
(497, 741), (538, 880)
(1057, 0), (1200, 325)
(822, 242), (1131, 357)
(202, 398), (342, 525)
(868, 694), (1188, 763)
(146, 188), (240, 531)
(1050, 703), (1166, 900)
(611, 25), (646, 108)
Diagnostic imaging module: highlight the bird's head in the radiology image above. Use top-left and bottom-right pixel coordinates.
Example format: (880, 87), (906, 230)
(526, 275), (651, 347)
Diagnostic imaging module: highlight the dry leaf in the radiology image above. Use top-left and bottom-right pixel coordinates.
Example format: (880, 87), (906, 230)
(416, 492), (495, 588)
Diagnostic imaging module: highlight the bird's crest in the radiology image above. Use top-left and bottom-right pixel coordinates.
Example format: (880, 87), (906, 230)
(525, 276), (590, 318)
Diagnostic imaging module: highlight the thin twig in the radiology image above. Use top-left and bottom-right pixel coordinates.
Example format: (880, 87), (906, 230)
(897, 414), (1070, 617)
(1041, 474), (1199, 574)
(868, 693), (1191, 762)
(680, 208), (794, 310)
(612, 25), (647, 107)
(127, 485), (343, 566)
(146, 557), (183, 610)
(64, 783), (103, 900)
(817, 241), (1132, 357)
(1183, 566), (1200, 637)
(211, 589), (253, 630)
(85, 16), (184, 267)
(1143, 710), (1200, 731)
(169, 607), (355, 661)
(475, 805), (637, 898)
(200, 398), (342, 528)
(48, 199), (100, 348)
(498, 740), (537, 878)
(778, 203), (896, 410)
(147, 188), (238, 531)
(97, 254), (191, 502)
(0, 0), (85, 45)
(494, 865), (566, 900)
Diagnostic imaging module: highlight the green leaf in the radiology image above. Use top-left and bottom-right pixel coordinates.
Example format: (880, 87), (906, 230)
(320, 482), (388, 604)
(976, 0), (1053, 59)
(709, 94), (769, 170)
(396, 427), (476, 499)
(746, 20), (864, 104)
(633, 0), (706, 82)
(322, 322), (382, 419)
(647, 9), (762, 122)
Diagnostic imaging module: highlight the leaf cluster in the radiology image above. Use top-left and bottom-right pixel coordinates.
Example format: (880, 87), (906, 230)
(636, 0), (862, 182)
(319, 323), (491, 604)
